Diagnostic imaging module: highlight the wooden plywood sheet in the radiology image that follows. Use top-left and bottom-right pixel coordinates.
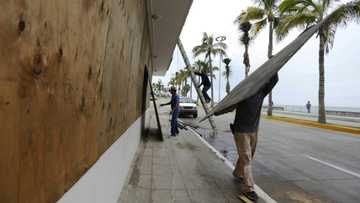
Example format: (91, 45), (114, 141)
(200, 21), (324, 122)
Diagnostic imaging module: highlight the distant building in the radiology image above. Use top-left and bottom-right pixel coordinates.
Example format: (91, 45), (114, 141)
(0, 1), (192, 202)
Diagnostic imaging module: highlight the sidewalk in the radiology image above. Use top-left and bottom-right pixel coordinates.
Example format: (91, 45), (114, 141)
(118, 111), (268, 203)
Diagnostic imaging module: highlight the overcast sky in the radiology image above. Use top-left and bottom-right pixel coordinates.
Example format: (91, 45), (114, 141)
(153, 0), (360, 108)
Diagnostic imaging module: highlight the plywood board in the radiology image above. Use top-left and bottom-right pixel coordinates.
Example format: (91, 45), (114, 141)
(200, 21), (325, 122)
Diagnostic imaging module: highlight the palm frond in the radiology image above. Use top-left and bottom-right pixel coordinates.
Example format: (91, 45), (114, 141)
(207, 35), (214, 46)
(210, 48), (227, 57)
(223, 58), (231, 65)
(213, 41), (228, 50)
(202, 32), (209, 43)
(235, 7), (265, 23)
(303, 0), (322, 13)
(324, 0), (360, 28)
(279, 0), (306, 13)
(322, 0), (360, 52)
(275, 12), (317, 41)
(323, 26), (336, 53)
(192, 45), (207, 58)
(279, 0), (320, 14)
(252, 0), (278, 11)
(193, 31), (227, 60)
(322, 0), (331, 10)
(250, 18), (268, 39)
(212, 66), (219, 71)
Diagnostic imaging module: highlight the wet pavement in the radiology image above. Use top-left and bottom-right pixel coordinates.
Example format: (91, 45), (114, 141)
(180, 109), (360, 203)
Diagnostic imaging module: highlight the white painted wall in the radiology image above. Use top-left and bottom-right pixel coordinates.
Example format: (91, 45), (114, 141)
(57, 115), (144, 203)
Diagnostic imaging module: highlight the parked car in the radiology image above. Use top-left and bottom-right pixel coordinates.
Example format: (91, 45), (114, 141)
(179, 97), (198, 118)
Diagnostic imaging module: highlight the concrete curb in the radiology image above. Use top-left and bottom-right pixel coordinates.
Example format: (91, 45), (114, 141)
(264, 115), (360, 136)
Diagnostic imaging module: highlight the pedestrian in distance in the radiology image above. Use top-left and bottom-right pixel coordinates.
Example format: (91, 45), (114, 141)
(160, 86), (180, 137)
(306, 101), (311, 113)
(194, 69), (211, 103)
(230, 73), (279, 202)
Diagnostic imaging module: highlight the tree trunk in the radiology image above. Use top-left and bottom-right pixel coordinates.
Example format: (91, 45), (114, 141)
(190, 77), (193, 98)
(244, 44), (250, 77)
(225, 65), (230, 94)
(177, 39), (217, 130)
(267, 20), (274, 116)
(318, 32), (326, 123)
(226, 78), (230, 94)
(209, 54), (214, 107)
(226, 81), (230, 94)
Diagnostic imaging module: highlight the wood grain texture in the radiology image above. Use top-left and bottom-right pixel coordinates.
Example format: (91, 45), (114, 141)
(0, 0), (151, 202)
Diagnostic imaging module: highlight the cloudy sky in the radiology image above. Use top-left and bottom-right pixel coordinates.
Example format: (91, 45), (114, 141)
(153, 0), (360, 108)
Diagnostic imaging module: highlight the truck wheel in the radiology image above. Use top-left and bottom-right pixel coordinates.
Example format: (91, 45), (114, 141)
(193, 114), (198, 118)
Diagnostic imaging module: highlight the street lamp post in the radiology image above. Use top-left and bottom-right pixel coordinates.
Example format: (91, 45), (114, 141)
(216, 35), (226, 103)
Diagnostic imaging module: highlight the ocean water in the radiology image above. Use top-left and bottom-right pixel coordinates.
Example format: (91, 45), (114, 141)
(279, 105), (360, 113)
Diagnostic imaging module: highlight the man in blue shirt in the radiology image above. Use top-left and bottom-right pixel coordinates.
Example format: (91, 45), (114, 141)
(160, 86), (180, 136)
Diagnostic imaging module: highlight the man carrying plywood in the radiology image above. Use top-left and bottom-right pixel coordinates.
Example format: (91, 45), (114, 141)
(231, 73), (278, 202)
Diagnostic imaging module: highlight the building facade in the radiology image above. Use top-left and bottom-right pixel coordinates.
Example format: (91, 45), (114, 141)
(0, 0), (192, 202)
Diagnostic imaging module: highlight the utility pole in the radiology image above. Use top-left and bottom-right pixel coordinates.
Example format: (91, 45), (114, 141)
(177, 39), (217, 131)
(216, 36), (226, 103)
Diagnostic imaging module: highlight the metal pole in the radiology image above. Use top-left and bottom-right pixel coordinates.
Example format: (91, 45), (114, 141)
(177, 39), (217, 131)
(216, 36), (226, 103)
(218, 54), (222, 102)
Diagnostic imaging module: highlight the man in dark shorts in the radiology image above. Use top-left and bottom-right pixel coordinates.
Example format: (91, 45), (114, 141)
(194, 70), (211, 103)
(231, 73), (279, 202)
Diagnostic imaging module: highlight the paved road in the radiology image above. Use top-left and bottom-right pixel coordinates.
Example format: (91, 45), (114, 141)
(180, 110), (360, 203)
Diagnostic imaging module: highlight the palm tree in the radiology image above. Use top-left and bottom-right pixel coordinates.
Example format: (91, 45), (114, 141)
(193, 33), (227, 107)
(174, 69), (192, 96)
(157, 80), (163, 93)
(193, 60), (206, 72)
(236, 0), (282, 116)
(193, 60), (219, 78)
(181, 84), (191, 97)
(174, 72), (182, 91)
(180, 69), (191, 93)
(223, 58), (232, 94)
(277, 0), (360, 123)
(169, 77), (176, 88)
(236, 21), (253, 77)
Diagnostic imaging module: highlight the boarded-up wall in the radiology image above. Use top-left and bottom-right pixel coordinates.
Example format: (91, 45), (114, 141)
(0, 0), (152, 202)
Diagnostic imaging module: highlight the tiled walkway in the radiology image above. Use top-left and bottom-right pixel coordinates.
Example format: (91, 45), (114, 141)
(118, 130), (247, 203)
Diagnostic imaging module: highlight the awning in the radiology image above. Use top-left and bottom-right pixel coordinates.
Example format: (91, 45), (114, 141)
(147, 0), (193, 76)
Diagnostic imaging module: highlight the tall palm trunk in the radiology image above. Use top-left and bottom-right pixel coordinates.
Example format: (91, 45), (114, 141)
(225, 65), (230, 94)
(244, 44), (250, 77)
(190, 77), (193, 98)
(267, 20), (274, 116)
(209, 54), (214, 107)
(226, 79), (230, 94)
(318, 32), (326, 123)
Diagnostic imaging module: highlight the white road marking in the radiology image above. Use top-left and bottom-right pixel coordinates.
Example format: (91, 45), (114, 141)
(304, 154), (360, 179)
(187, 127), (277, 203)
